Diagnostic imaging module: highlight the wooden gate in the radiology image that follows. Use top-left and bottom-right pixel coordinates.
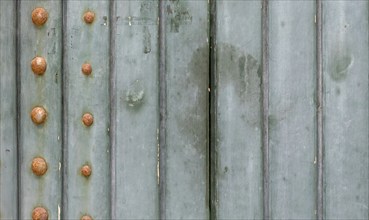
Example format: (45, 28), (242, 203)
(0, 0), (368, 219)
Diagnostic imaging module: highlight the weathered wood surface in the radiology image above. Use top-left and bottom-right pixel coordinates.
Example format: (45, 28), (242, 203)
(113, 0), (159, 218)
(18, 1), (63, 219)
(214, 1), (263, 219)
(64, 1), (111, 219)
(323, 1), (369, 219)
(269, 2), (316, 219)
(165, 0), (209, 218)
(0, 1), (17, 219)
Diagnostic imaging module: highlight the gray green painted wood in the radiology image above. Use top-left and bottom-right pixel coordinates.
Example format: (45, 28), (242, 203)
(0, 1), (368, 219)
(323, 1), (369, 219)
(18, 1), (63, 219)
(64, 1), (111, 219)
(269, 2), (316, 219)
(214, 1), (263, 219)
(165, 0), (209, 218)
(0, 1), (17, 219)
(113, 1), (159, 218)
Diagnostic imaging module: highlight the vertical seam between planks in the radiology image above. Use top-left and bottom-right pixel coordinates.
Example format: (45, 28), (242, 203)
(62, 0), (69, 217)
(262, 0), (270, 219)
(109, 0), (117, 219)
(316, 0), (324, 219)
(15, 0), (21, 218)
(209, 0), (218, 219)
(60, 0), (65, 218)
(159, 0), (167, 219)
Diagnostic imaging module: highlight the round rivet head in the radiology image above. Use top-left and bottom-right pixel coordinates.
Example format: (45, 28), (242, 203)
(81, 215), (93, 220)
(32, 157), (48, 176)
(32, 207), (48, 220)
(31, 57), (47, 75)
(32, 7), (48, 26)
(82, 113), (93, 127)
(81, 63), (92, 75)
(81, 165), (92, 177)
(83, 11), (95, 24)
(31, 107), (47, 125)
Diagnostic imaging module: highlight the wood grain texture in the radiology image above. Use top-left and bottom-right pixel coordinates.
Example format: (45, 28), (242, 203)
(0, 1), (17, 219)
(165, 0), (209, 218)
(113, 1), (159, 218)
(63, 1), (111, 219)
(323, 2), (369, 219)
(214, 1), (263, 219)
(269, 2), (316, 219)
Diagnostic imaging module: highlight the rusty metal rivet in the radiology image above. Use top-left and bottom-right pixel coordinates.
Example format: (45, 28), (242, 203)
(81, 215), (93, 220)
(81, 165), (92, 177)
(32, 207), (48, 220)
(83, 11), (95, 24)
(32, 157), (48, 176)
(32, 7), (48, 26)
(31, 57), (47, 75)
(81, 63), (92, 75)
(31, 107), (47, 125)
(82, 113), (94, 127)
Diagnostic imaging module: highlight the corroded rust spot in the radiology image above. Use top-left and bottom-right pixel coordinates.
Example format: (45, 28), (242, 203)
(82, 113), (94, 127)
(31, 57), (47, 75)
(32, 207), (48, 220)
(32, 8), (48, 26)
(81, 165), (92, 177)
(81, 215), (93, 220)
(81, 63), (92, 75)
(32, 157), (48, 176)
(83, 11), (95, 24)
(31, 107), (47, 125)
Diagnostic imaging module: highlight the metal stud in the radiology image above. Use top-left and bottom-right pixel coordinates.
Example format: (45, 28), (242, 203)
(31, 107), (47, 125)
(83, 11), (95, 24)
(81, 215), (93, 220)
(31, 57), (47, 75)
(32, 7), (48, 26)
(82, 113), (94, 127)
(32, 207), (48, 220)
(81, 63), (92, 76)
(81, 165), (92, 177)
(32, 157), (48, 176)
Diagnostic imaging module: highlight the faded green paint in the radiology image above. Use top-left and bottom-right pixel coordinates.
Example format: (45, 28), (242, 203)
(165, 0), (209, 218)
(0, 1), (17, 219)
(323, 1), (369, 219)
(269, 2), (316, 219)
(64, 1), (111, 219)
(114, 0), (159, 218)
(215, 1), (263, 219)
(18, 1), (63, 219)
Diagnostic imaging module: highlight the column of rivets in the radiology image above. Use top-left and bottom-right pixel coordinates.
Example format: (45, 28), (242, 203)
(30, 7), (49, 220)
(79, 10), (95, 219)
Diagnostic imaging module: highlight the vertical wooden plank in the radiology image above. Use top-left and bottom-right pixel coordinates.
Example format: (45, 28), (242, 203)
(18, 0), (63, 219)
(0, 1), (17, 219)
(269, 1), (316, 219)
(113, 1), (159, 218)
(64, 1), (111, 219)
(165, 0), (209, 218)
(323, 2), (369, 219)
(214, 1), (263, 219)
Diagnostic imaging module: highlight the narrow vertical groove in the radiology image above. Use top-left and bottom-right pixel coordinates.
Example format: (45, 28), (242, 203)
(316, 0), (324, 219)
(261, 0), (270, 219)
(158, 0), (167, 219)
(15, 0), (21, 219)
(209, 0), (218, 219)
(62, 0), (69, 217)
(109, 0), (117, 219)
(60, 0), (65, 218)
